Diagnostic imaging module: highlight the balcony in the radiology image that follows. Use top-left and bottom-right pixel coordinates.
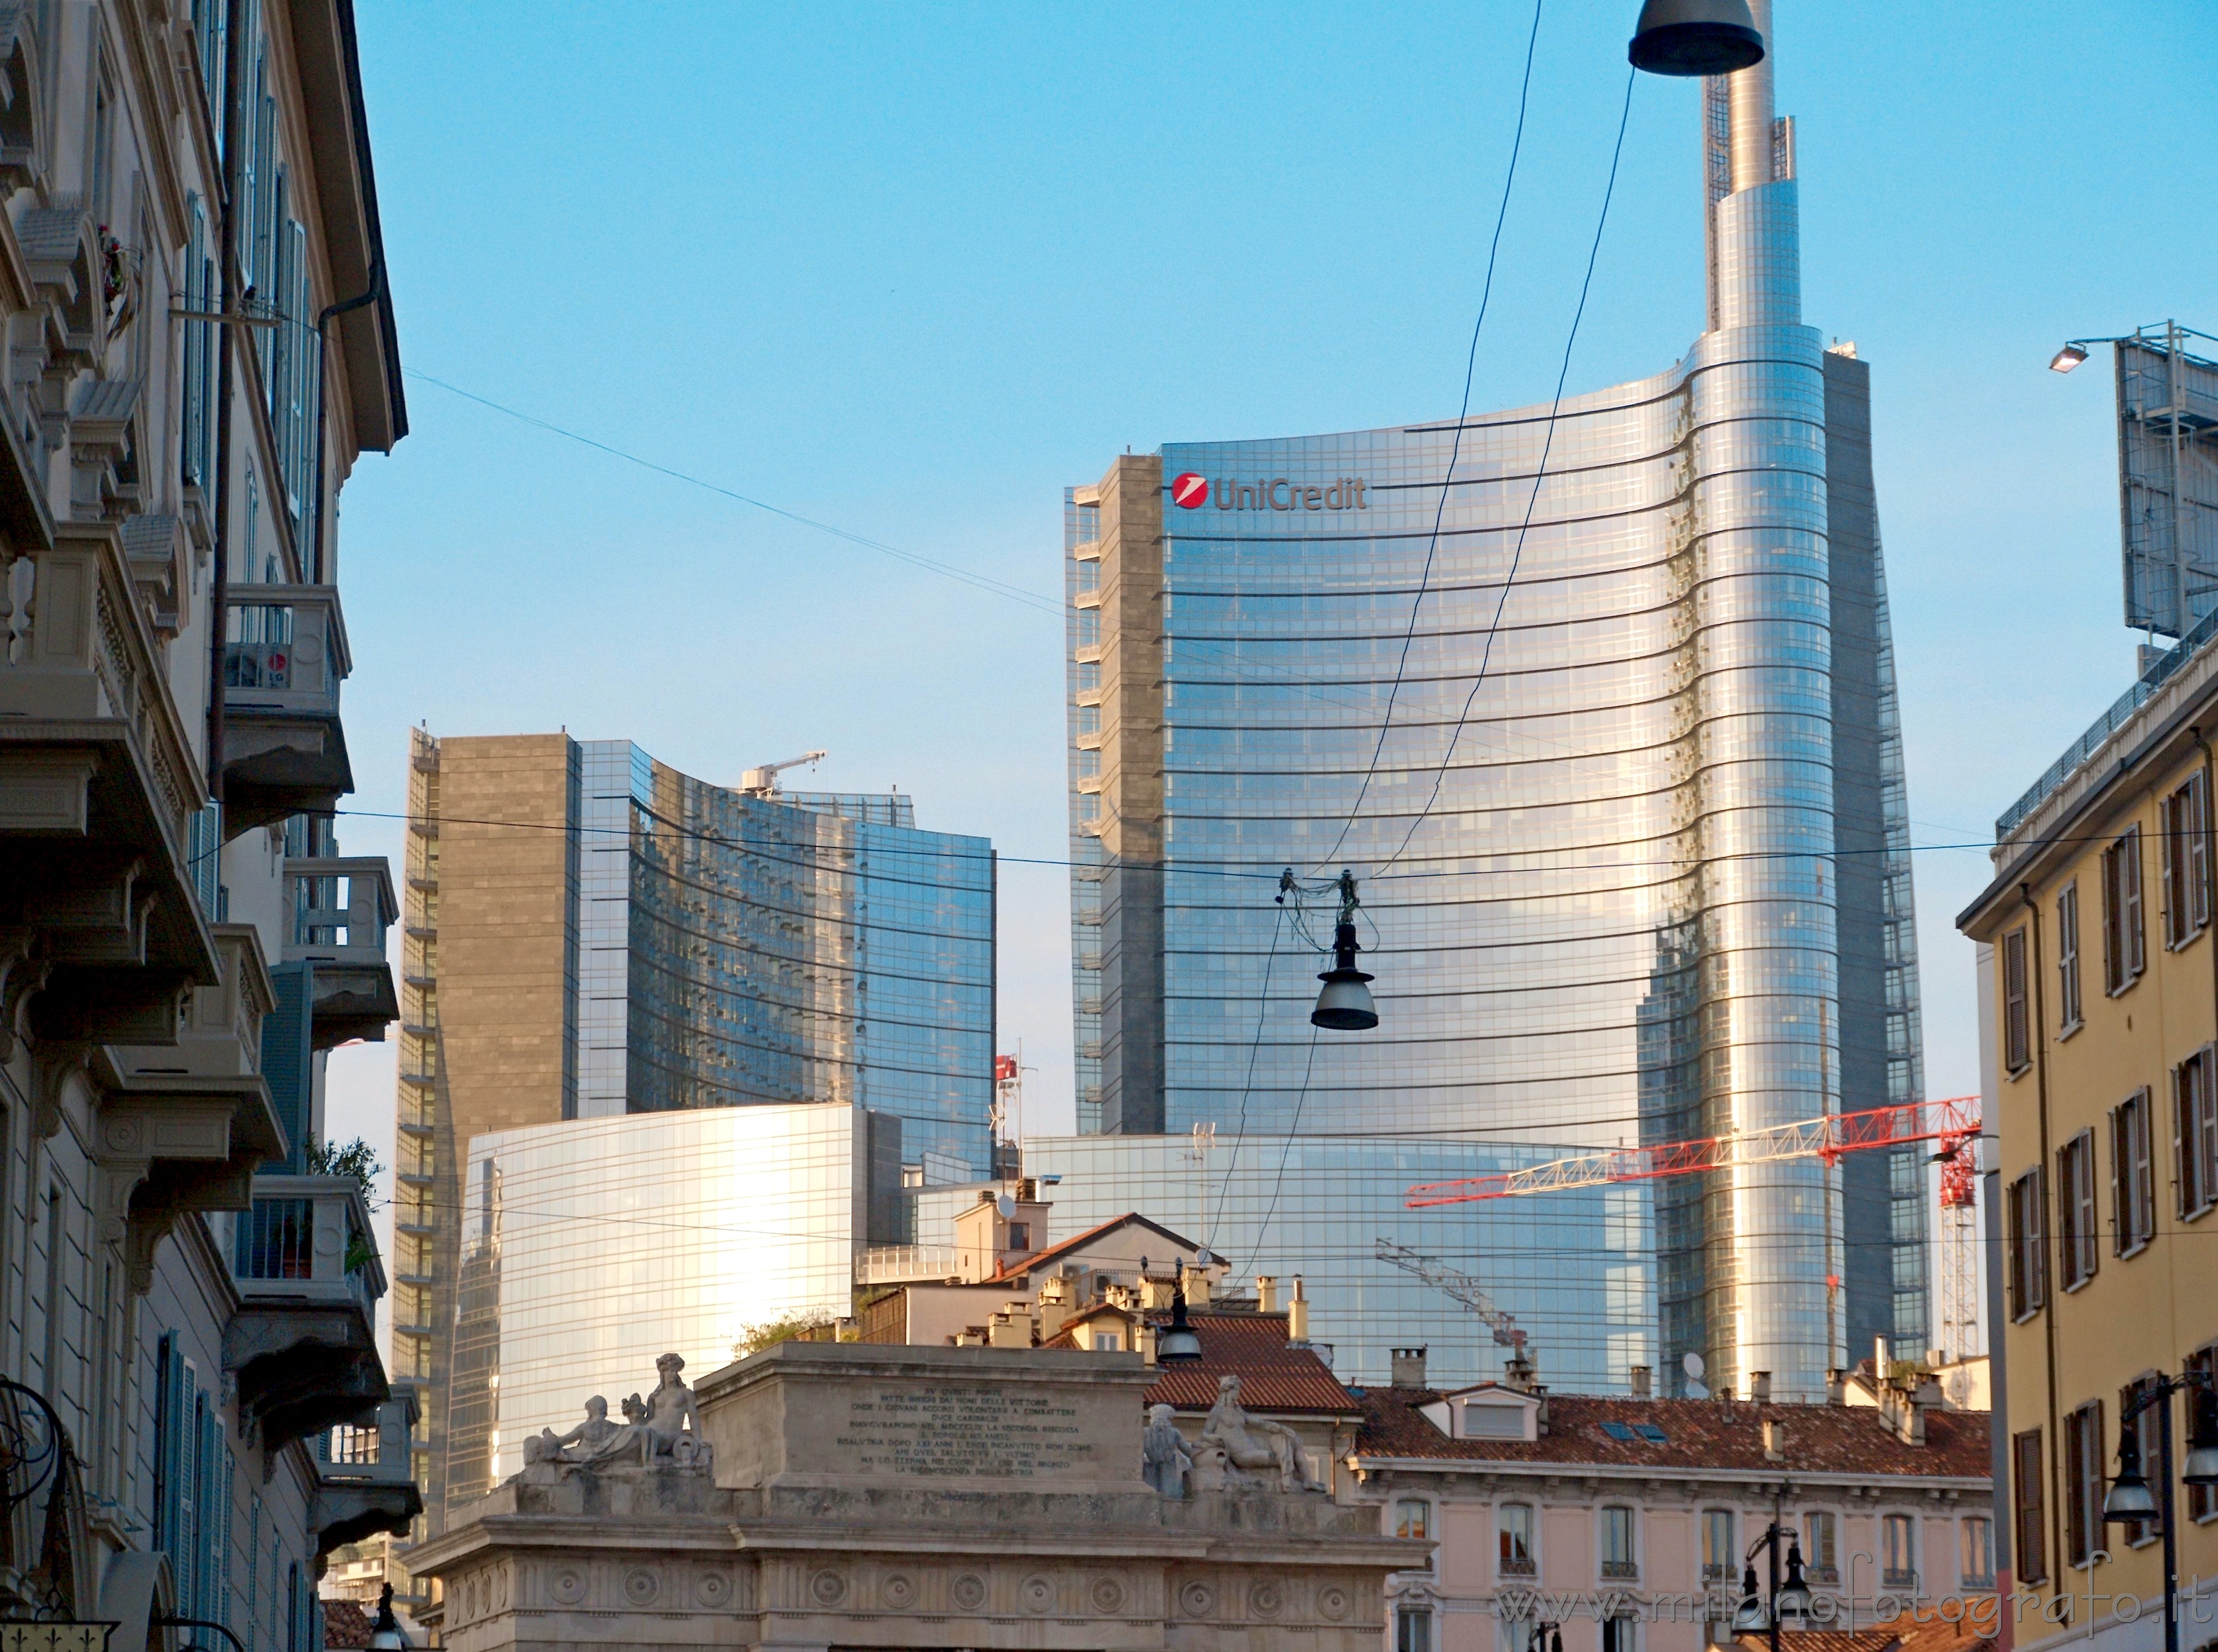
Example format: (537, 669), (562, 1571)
(0, 521), (221, 1042)
(223, 1174), (390, 1455)
(222, 586), (353, 834)
(856, 1245), (962, 1286)
(283, 856), (398, 1048)
(310, 1394), (422, 1557)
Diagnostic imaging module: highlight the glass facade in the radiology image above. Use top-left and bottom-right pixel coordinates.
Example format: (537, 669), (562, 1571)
(445, 1102), (887, 1500)
(1022, 1135), (1655, 1393)
(573, 741), (996, 1174)
(1064, 36), (1924, 1401)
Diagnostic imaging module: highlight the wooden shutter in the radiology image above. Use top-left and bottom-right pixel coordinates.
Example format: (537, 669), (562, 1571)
(2125, 828), (2146, 976)
(2177, 1060), (2196, 1218)
(2133, 1092), (2155, 1246)
(2104, 842), (2123, 991)
(2002, 929), (2029, 1071)
(2013, 1430), (2046, 1584)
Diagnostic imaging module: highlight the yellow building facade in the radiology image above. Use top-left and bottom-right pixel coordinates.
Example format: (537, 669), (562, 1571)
(1960, 628), (2218, 1652)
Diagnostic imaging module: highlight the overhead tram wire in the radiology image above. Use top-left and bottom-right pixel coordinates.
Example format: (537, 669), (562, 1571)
(1313, 0), (1548, 874)
(331, 803), (2134, 892)
(1376, 64), (1640, 880)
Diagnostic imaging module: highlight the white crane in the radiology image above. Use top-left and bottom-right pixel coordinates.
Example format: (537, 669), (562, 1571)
(1374, 1238), (1528, 1351)
(738, 750), (827, 797)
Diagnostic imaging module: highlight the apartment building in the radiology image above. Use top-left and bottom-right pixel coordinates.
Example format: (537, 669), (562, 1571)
(1958, 598), (2218, 1652)
(0, 0), (409, 1641)
(1351, 1356), (1994, 1652)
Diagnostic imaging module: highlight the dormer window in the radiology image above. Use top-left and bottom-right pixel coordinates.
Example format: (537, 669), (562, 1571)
(1463, 1403), (1526, 1438)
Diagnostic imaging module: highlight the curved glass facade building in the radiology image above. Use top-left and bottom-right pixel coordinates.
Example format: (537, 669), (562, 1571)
(1066, 8), (1924, 1400)
(396, 732), (995, 1531)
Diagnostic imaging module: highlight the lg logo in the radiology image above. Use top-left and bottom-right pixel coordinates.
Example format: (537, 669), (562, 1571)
(1171, 472), (1209, 509)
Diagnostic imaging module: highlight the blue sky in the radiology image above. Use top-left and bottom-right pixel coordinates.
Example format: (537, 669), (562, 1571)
(326, 2), (2218, 1155)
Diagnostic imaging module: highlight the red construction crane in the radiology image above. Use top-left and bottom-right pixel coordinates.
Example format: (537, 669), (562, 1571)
(1404, 1096), (1982, 1208)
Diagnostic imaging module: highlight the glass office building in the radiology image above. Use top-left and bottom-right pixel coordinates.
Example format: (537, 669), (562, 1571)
(1023, 1135), (1654, 1392)
(444, 1102), (898, 1499)
(572, 741), (997, 1171)
(399, 732), (996, 1531)
(1064, 10), (1924, 1401)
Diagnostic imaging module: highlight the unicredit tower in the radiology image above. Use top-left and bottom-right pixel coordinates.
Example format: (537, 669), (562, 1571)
(1058, 3), (1926, 1401)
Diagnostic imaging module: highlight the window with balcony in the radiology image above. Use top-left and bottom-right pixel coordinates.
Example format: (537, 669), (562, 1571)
(1803, 1510), (1838, 1584)
(1702, 1508), (1735, 1582)
(2058, 881), (2083, 1030)
(1601, 1505), (1637, 1579)
(2064, 1403), (2104, 1568)
(2178, 1049), (2218, 1219)
(2112, 1090), (2156, 1255)
(2002, 926), (2031, 1072)
(1077, 704), (1101, 736)
(2006, 1167), (2047, 1319)
(2057, 1130), (2098, 1289)
(1960, 1516), (1993, 1589)
(2103, 827), (2147, 992)
(2163, 772), (2211, 947)
(1498, 1502), (1536, 1576)
(1602, 1618), (1636, 1652)
(1881, 1514), (1917, 1590)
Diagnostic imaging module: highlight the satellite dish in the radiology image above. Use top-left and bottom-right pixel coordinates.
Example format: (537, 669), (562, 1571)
(1682, 1351), (1706, 1379)
(995, 1193), (1017, 1219)
(1195, 1247), (1215, 1267)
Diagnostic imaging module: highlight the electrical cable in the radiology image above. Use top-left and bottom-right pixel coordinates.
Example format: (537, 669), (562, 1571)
(1244, 1020), (1324, 1273)
(1314, 0), (1547, 872)
(1377, 64), (1640, 878)
(1203, 900), (1287, 1260)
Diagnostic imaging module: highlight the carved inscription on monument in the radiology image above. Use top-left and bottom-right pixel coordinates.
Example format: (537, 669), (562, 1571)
(837, 1385), (1093, 1477)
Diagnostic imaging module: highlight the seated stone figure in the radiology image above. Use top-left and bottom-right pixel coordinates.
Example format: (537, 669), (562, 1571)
(1141, 1403), (1193, 1499)
(1196, 1374), (1319, 1492)
(525, 1395), (650, 1467)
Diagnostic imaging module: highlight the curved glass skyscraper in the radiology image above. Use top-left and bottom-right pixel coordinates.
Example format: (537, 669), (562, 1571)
(1064, 6), (1925, 1400)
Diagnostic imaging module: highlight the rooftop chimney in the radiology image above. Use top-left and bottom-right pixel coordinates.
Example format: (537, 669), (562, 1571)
(1287, 1276), (1310, 1346)
(1504, 1353), (1536, 1392)
(1390, 1347), (1428, 1390)
(1629, 1365), (1652, 1399)
(1256, 1274), (1279, 1314)
(1750, 1370), (1772, 1404)
(1763, 1417), (1786, 1461)
(1826, 1368), (1847, 1406)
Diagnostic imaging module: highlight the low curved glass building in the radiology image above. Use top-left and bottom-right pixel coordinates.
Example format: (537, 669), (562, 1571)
(1064, 8), (1924, 1400)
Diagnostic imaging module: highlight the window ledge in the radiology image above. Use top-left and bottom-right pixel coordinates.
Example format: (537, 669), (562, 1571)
(2012, 1307), (2045, 1325)
(2118, 1238), (2153, 1261)
(2062, 1273), (2097, 1294)
(2058, 1018), (2084, 1042)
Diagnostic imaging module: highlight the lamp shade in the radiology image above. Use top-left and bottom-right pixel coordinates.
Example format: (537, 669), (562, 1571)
(1158, 1275), (1203, 1363)
(1776, 1541), (1813, 1623)
(1628, 0), (1765, 76)
(2103, 1466), (2158, 1522)
(1312, 965), (1378, 1030)
(1730, 1566), (1769, 1633)
(2049, 344), (2090, 374)
(368, 1584), (412, 1651)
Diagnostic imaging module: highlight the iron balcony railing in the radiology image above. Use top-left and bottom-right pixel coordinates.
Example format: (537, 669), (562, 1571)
(229, 1174), (385, 1321)
(1997, 603), (2218, 840)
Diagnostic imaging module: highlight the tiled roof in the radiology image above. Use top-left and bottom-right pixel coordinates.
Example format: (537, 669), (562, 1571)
(1142, 1312), (1362, 1416)
(1735, 1608), (1999, 1652)
(1353, 1389), (1990, 1479)
(987, 1212), (1202, 1285)
(322, 1601), (374, 1649)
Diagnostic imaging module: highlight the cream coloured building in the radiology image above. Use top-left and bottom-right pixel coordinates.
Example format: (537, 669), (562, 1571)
(1958, 601), (2218, 1652)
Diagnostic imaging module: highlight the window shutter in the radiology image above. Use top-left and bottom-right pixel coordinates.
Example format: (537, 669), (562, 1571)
(2031, 1167), (2048, 1305)
(2134, 1092), (2155, 1245)
(2194, 776), (2212, 930)
(2164, 792), (2180, 946)
(2013, 1430), (2045, 1584)
(2127, 829), (2146, 976)
(2112, 1105), (2128, 1255)
(261, 961), (314, 1172)
(2178, 1064), (2193, 1218)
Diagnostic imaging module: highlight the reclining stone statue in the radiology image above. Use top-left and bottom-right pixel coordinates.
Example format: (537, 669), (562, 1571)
(1193, 1374), (1321, 1493)
(523, 1353), (711, 1473)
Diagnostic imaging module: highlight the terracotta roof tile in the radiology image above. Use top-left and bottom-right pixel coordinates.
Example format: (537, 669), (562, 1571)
(986, 1212), (1202, 1285)
(322, 1601), (375, 1649)
(1353, 1389), (1990, 1478)
(1143, 1312), (1362, 1415)
(1734, 1607), (2000, 1652)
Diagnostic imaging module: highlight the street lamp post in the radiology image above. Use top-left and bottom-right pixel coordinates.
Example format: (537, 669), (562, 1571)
(2102, 1368), (2218, 1652)
(1731, 1514), (1812, 1652)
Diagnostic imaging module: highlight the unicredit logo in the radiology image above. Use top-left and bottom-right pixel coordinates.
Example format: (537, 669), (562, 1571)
(1172, 476), (1371, 513)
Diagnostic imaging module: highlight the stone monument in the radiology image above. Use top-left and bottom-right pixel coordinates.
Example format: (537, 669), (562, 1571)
(411, 1342), (1423, 1651)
